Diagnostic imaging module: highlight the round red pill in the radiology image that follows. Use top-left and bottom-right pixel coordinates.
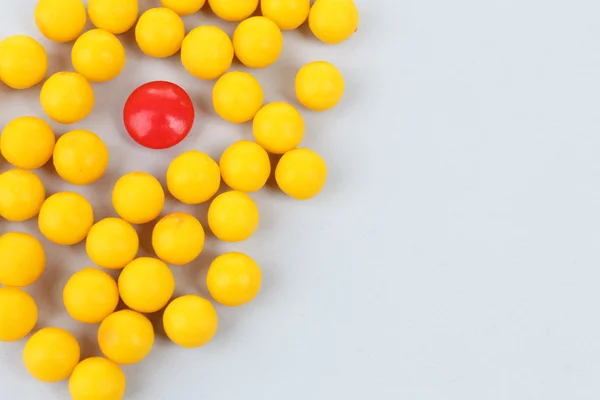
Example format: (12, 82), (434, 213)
(123, 81), (195, 150)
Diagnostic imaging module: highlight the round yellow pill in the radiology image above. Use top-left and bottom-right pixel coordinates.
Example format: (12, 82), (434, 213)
(162, 0), (205, 15)
(181, 26), (233, 80)
(167, 150), (221, 204)
(24, 327), (80, 382)
(261, 0), (310, 30)
(1, 116), (55, 170)
(0, 35), (47, 89)
(69, 357), (126, 400)
(276, 148), (327, 200)
(152, 213), (205, 265)
(208, 0), (258, 21)
(208, 191), (259, 242)
(86, 218), (139, 270)
(0, 233), (45, 287)
(72, 29), (126, 83)
(163, 295), (218, 348)
(35, 0), (87, 43)
(118, 257), (175, 313)
(112, 172), (165, 224)
(0, 288), (37, 342)
(63, 268), (119, 324)
(309, 0), (359, 44)
(219, 140), (271, 192)
(136, 8), (185, 58)
(98, 310), (154, 365)
(0, 169), (45, 222)
(41, 72), (95, 124)
(253, 102), (304, 154)
(53, 130), (109, 186)
(89, 0), (139, 34)
(295, 61), (344, 111)
(213, 71), (264, 123)
(207, 252), (262, 306)
(233, 16), (283, 68)
(38, 192), (94, 245)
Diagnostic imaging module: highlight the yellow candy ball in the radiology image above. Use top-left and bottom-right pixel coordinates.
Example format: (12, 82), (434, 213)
(167, 150), (221, 204)
(112, 172), (165, 224)
(118, 257), (175, 313)
(72, 29), (126, 83)
(136, 8), (185, 58)
(0, 116), (55, 170)
(41, 72), (94, 124)
(181, 26), (233, 80)
(213, 71), (264, 123)
(86, 218), (139, 270)
(152, 213), (205, 265)
(208, 0), (258, 21)
(219, 140), (271, 192)
(162, 0), (205, 15)
(261, 0), (310, 30)
(309, 0), (359, 44)
(98, 310), (154, 365)
(163, 295), (218, 348)
(276, 148), (327, 200)
(69, 357), (126, 400)
(0, 288), (37, 342)
(35, 0), (86, 43)
(295, 61), (344, 111)
(53, 130), (109, 186)
(0, 233), (45, 287)
(89, 0), (139, 34)
(233, 16), (283, 68)
(63, 268), (119, 324)
(208, 191), (259, 242)
(0, 35), (47, 89)
(253, 102), (304, 154)
(0, 169), (45, 222)
(23, 327), (80, 382)
(38, 192), (94, 245)
(207, 252), (262, 306)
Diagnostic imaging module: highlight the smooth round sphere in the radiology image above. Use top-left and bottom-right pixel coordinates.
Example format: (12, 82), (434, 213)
(167, 151), (220, 204)
(89, 0), (139, 34)
(0, 233), (45, 287)
(276, 148), (327, 200)
(152, 213), (205, 265)
(118, 257), (175, 313)
(295, 61), (344, 111)
(98, 310), (154, 365)
(0, 35), (47, 89)
(23, 327), (80, 382)
(0, 117), (55, 170)
(0, 169), (45, 222)
(72, 29), (126, 83)
(112, 172), (165, 224)
(181, 26), (233, 80)
(213, 71), (264, 123)
(38, 192), (94, 245)
(63, 268), (119, 324)
(136, 8), (185, 58)
(35, 0), (87, 43)
(253, 102), (304, 154)
(208, 191), (259, 242)
(163, 295), (218, 348)
(41, 72), (94, 124)
(86, 218), (139, 270)
(208, 0), (258, 21)
(233, 16), (283, 68)
(219, 140), (270, 192)
(207, 252), (262, 306)
(69, 357), (126, 400)
(309, 0), (359, 44)
(53, 130), (109, 185)
(0, 288), (37, 342)
(261, 0), (310, 30)
(162, 0), (205, 15)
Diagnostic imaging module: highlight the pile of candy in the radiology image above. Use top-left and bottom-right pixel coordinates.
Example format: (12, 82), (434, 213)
(0, 0), (359, 398)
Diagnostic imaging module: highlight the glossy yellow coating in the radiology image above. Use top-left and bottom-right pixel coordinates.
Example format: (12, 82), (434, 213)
(219, 140), (271, 192)
(208, 0), (258, 21)
(98, 310), (154, 365)
(0, 35), (47, 89)
(213, 71), (264, 123)
(309, 0), (359, 44)
(112, 172), (165, 224)
(181, 26), (233, 80)
(162, 0), (206, 15)
(261, 0), (310, 30)
(167, 150), (221, 204)
(35, 0), (87, 43)
(23, 327), (80, 382)
(0, 233), (45, 287)
(63, 268), (119, 324)
(118, 257), (175, 313)
(163, 295), (218, 348)
(40, 72), (94, 124)
(0, 117), (55, 170)
(152, 213), (205, 265)
(88, 0), (139, 34)
(295, 61), (344, 111)
(207, 252), (262, 306)
(86, 218), (139, 270)
(208, 190), (259, 242)
(136, 8), (185, 58)
(0, 288), (37, 342)
(253, 102), (304, 154)
(276, 148), (327, 200)
(72, 29), (126, 83)
(38, 192), (94, 245)
(233, 16), (283, 68)
(69, 357), (126, 400)
(53, 130), (109, 185)
(0, 169), (45, 222)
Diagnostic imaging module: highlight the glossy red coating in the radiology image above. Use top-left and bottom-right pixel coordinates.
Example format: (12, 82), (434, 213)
(123, 81), (195, 150)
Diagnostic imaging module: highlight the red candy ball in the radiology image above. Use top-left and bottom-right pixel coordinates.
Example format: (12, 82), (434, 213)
(123, 81), (195, 150)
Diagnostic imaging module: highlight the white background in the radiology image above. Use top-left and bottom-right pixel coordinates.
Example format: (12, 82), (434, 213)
(2, 0), (600, 399)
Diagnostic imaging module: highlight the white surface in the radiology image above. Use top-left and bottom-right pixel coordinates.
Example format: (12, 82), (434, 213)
(2, 0), (600, 399)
